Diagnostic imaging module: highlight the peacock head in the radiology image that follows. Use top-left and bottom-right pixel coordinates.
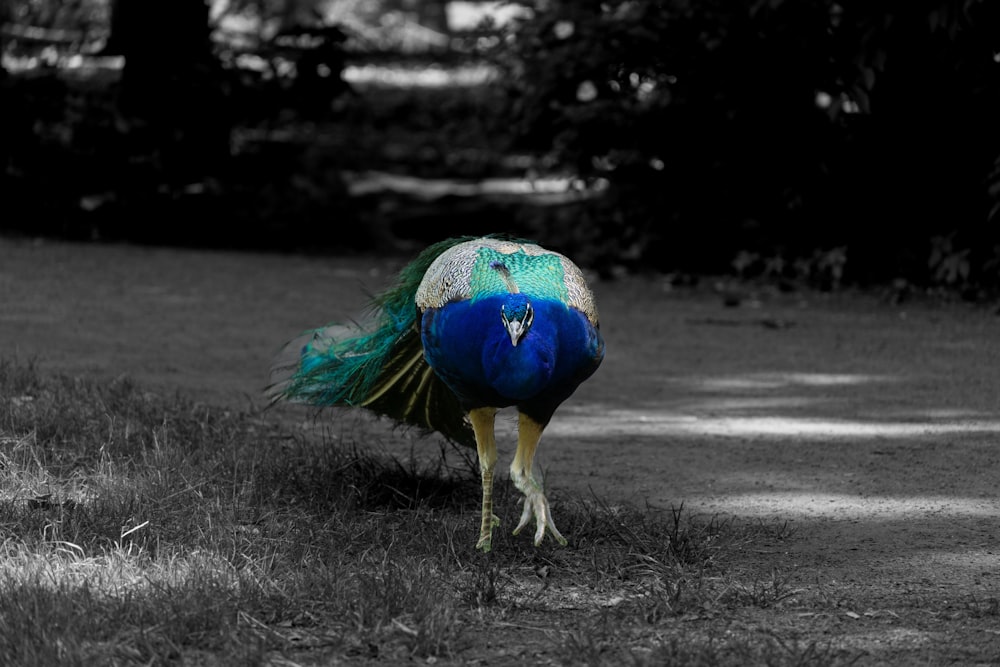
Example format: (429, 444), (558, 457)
(500, 296), (534, 347)
(489, 259), (534, 347)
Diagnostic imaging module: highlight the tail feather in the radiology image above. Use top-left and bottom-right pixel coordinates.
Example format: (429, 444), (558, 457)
(271, 236), (480, 446)
(359, 327), (474, 446)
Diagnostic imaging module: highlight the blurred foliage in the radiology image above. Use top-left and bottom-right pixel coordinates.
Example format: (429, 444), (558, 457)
(2, 0), (110, 41)
(497, 0), (1000, 292)
(0, 0), (368, 251)
(3, 0), (1000, 296)
(0, 0), (516, 254)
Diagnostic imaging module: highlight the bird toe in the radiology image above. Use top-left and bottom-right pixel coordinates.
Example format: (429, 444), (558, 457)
(513, 491), (567, 547)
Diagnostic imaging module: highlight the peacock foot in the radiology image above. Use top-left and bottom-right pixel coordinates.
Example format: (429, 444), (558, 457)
(513, 490), (568, 547)
(476, 513), (501, 552)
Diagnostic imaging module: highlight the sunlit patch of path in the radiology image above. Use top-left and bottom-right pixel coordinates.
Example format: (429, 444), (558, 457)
(344, 62), (497, 88)
(552, 370), (1000, 439)
(703, 490), (1000, 587)
(676, 372), (893, 391)
(691, 491), (1000, 521)
(548, 407), (1000, 440)
(538, 366), (1000, 572)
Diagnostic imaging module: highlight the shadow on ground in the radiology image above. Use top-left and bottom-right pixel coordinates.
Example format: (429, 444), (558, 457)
(1, 236), (998, 658)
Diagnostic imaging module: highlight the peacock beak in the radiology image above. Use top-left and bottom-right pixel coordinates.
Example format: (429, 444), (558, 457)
(501, 302), (533, 347)
(505, 319), (525, 347)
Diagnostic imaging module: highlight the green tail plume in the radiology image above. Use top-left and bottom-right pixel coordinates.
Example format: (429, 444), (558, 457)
(273, 236), (480, 446)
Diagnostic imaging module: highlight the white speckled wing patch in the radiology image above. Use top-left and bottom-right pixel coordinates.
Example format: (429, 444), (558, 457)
(415, 238), (599, 324)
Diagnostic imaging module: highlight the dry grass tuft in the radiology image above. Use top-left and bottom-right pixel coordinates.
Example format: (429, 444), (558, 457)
(0, 359), (845, 665)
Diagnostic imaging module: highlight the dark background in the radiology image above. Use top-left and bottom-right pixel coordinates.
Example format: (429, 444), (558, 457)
(2, 0), (999, 297)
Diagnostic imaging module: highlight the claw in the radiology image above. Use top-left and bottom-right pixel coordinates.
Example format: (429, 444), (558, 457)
(476, 513), (501, 552)
(512, 490), (567, 547)
(509, 412), (567, 547)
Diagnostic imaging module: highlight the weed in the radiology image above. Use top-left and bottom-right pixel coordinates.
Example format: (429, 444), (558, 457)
(962, 595), (1000, 618)
(719, 569), (802, 608)
(0, 360), (808, 664)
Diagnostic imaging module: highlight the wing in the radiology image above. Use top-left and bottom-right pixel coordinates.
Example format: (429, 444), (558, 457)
(360, 326), (476, 447)
(415, 238), (600, 325)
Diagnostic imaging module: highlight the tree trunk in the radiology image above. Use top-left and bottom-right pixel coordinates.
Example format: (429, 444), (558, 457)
(108, 0), (230, 184)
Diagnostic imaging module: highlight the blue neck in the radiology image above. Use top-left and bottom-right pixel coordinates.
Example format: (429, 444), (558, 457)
(482, 306), (557, 400)
(420, 293), (602, 409)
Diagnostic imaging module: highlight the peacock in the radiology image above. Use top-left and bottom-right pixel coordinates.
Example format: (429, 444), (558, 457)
(273, 236), (605, 552)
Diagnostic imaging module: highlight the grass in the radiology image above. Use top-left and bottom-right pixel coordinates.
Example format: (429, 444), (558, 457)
(0, 359), (859, 665)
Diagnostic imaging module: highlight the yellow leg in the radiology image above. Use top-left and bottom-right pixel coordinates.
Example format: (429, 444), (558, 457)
(469, 407), (500, 552)
(510, 412), (567, 547)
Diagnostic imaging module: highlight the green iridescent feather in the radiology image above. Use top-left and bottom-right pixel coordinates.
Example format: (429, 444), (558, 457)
(469, 247), (569, 302)
(274, 236), (528, 447)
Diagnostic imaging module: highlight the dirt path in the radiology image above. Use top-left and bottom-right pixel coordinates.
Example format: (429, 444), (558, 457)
(2, 237), (999, 662)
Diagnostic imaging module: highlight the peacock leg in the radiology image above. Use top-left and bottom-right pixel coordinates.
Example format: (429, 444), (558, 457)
(510, 412), (568, 547)
(469, 407), (500, 552)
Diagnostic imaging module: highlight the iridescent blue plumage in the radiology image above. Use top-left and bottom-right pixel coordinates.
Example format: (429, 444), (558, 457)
(421, 294), (602, 412)
(273, 236), (604, 552)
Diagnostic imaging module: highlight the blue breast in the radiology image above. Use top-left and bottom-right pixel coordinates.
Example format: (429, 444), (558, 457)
(420, 295), (604, 413)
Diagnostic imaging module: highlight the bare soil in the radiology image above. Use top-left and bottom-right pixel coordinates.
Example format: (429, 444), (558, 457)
(2, 237), (999, 664)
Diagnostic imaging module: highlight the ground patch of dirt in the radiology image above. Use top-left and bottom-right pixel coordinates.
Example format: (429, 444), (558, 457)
(2, 237), (998, 664)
